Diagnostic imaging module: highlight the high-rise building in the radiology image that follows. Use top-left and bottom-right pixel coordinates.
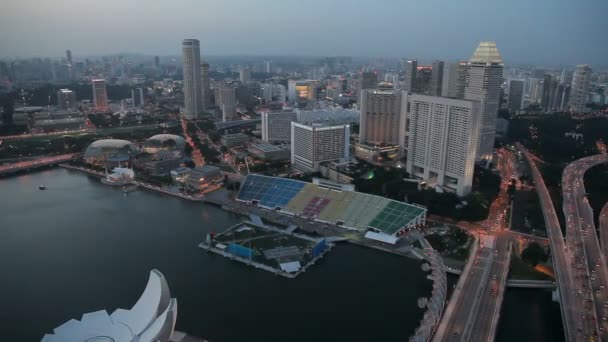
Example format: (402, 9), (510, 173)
(200, 62), (211, 108)
(414, 65), (433, 94)
(261, 110), (297, 143)
(541, 74), (560, 113)
(507, 80), (524, 113)
(288, 80), (317, 103)
(442, 61), (467, 98)
(239, 67), (251, 83)
(464, 41), (504, 160)
(154, 56), (160, 69)
(430, 60), (444, 96)
(57, 89), (76, 109)
(291, 122), (350, 172)
(527, 78), (544, 105)
(359, 88), (408, 146)
(406, 95), (481, 196)
(264, 61), (272, 73)
(568, 64), (592, 112)
(66, 50), (72, 64)
(261, 83), (287, 103)
(182, 39), (203, 119)
(91, 79), (108, 111)
(131, 87), (144, 108)
(403, 59), (417, 92)
(217, 86), (237, 121)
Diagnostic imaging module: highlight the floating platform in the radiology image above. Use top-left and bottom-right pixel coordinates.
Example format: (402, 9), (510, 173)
(199, 221), (333, 279)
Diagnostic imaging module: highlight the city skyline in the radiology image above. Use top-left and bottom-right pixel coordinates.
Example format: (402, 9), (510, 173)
(1, 0), (607, 66)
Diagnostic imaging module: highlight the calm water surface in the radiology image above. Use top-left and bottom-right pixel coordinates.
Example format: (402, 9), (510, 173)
(1, 168), (433, 342)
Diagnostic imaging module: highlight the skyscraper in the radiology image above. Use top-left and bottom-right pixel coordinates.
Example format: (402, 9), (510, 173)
(240, 67), (251, 83)
(464, 41), (504, 160)
(406, 95), (481, 196)
(66, 50), (72, 64)
(154, 56), (160, 69)
(57, 89), (76, 109)
(568, 64), (592, 112)
(442, 61), (467, 98)
(360, 71), (378, 90)
(359, 88), (408, 147)
(200, 62), (211, 108)
(182, 39), (203, 119)
(430, 60), (444, 96)
(507, 80), (524, 113)
(261, 110), (297, 143)
(291, 122), (350, 172)
(131, 87), (144, 108)
(264, 61), (272, 73)
(403, 59), (417, 92)
(91, 79), (108, 111)
(217, 86), (237, 121)
(541, 74), (559, 113)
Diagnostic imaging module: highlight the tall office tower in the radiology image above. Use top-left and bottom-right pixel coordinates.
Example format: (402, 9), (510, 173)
(403, 59), (418, 92)
(413, 66), (433, 94)
(261, 110), (297, 143)
(264, 61), (272, 73)
(560, 69), (573, 85)
(406, 95), (482, 196)
(182, 39), (203, 120)
(131, 87), (144, 107)
(464, 41), (504, 160)
(154, 56), (160, 69)
(527, 78), (544, 104)
(291, 122), (350, 172)
(287, 80), (317, 103)
(91, 79), (108, 110)
(430, 60), (444, 96)
(217, 86), (237, 121)
(57, 89), (76, 109)
(442, 61), (467, 98)
(66, 50), (72, 64)
(359, 88), (408, 146)
(568, 64), (592, 112)
(239, 67), (251, 83)
(507, 80), (524, 113)
(200, 62), (211, 108)
(261, 83), (287, 103)
(541, 74), (560, 112)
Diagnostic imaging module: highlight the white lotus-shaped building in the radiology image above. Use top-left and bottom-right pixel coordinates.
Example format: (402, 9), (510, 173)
(41, 270), (177, 342)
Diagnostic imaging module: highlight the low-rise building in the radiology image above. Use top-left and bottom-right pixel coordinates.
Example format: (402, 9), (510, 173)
(221, 133), (250, 147)
(143, 158), (182, 177)
(248, 142), (291, 161)
(353, 143), (401, 164)
(184, 165), (222, 190)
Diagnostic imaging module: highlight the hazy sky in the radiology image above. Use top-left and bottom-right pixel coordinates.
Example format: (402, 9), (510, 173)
(1, 0), (606, 65)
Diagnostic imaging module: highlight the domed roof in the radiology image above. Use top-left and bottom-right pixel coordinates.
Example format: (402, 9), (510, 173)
(84, 139), (139, 161)
(143, 134), (186, 153)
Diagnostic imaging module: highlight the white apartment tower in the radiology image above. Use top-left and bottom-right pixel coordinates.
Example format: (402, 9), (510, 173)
(261, 110), (297, 143)
(464, 42), (504, 160)
(182, 39), (203, 119)
(359, 88), (408, 147)
(291, 122), (350, 172)
(568, 64), (592, 112)
(406, 95), (482, 196)
(201, 62), (211, 108)
(91, 79), (108, 110)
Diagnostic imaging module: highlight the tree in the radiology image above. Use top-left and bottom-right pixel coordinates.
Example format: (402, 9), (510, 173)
(521, 242), (548, 266)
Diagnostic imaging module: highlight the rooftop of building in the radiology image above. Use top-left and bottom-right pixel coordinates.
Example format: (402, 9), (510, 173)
(470, 41), (503, 65)
(249, 142), (291, 152)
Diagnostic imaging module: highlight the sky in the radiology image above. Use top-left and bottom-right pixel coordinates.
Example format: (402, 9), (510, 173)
(0, 0), (606, 66)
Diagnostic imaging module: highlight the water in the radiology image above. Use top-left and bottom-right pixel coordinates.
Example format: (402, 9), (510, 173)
(1, 168), (431, 342)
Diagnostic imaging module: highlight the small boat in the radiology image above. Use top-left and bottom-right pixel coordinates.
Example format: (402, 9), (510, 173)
(38, 185), (46, 190)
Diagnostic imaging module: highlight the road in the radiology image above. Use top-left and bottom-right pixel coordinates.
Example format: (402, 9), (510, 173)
(601, 203), (608, 258)
(466, 234), (511, 342)
(562, 153), (608, 340)
(0, 154), (77, 175)
(517, 143), (581, 341)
